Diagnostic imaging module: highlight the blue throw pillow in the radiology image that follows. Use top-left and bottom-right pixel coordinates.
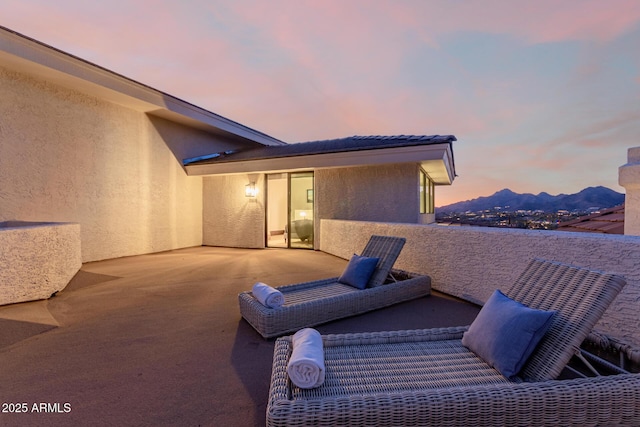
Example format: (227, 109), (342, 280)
(338, 254), (380, 290)
(461, 289), (556, 379)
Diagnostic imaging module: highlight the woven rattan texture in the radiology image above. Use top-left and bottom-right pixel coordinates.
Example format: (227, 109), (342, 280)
(505, 259), (627, 381)
(359, 235), (406, 287)
(282, 282), (356, 306)
(239, 269), (430, 338)
(291, 338), (511, 400)
(266, 259), (640, 426)
(238, 236), (430, 339)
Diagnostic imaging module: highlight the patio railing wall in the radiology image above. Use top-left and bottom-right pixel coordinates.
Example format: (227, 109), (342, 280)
(320, 219), (640, 349)
(0, 221), (81, 305)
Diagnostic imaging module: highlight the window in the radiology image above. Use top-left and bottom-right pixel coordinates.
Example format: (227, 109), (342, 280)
(419, 169), (435, 214)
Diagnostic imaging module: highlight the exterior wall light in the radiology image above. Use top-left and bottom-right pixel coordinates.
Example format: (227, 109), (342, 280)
(245, 183), (258, 197)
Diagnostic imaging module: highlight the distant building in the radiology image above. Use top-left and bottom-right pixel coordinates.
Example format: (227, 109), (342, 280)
(557, 205), (625, 234)
(620, 147), (640, 236)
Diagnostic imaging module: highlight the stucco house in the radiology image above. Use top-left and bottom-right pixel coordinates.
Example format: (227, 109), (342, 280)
(0, 26), (456, 262)
(188, 134), (456, 250)
(3, 24), (640, 386)
(0, 27), (456, 262)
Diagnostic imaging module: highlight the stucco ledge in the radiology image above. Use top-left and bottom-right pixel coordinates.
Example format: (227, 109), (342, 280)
(0, 221), (82, 306)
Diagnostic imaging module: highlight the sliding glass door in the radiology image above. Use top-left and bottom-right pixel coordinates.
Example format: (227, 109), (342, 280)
(266, 173), (288, 248)
(289, 172), (314, 249)
(266, 172), (314, 249)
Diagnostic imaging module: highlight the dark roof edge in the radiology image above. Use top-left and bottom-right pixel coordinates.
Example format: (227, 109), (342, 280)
(298, 134), (457, 144)
(184, 134), (456, 166)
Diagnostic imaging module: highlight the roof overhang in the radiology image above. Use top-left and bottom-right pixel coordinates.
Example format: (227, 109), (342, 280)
(0, 26), (284, 146)
(186, 143), (455, 184)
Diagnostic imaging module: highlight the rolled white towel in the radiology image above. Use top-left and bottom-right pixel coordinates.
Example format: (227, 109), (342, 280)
(287, 328), (325, 389)
(252, 282), (284, 308)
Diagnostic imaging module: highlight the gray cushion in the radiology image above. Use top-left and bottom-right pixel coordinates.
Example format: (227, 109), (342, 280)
(462, 289), (556, 379)
(338, 254), (380, 290)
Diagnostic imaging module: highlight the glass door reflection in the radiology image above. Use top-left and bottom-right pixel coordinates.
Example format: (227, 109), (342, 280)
(289, 172), (314, 249)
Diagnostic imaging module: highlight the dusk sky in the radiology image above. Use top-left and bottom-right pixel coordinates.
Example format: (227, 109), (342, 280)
(2, 0), (639, 206)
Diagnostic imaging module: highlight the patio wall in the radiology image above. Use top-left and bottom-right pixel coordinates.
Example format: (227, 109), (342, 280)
(314, 163), (434, 248)
(0, 221), (81, 305)
(0, 65), (204, 262)
(320, 219), (640, 348)
(316, 163), (425, 220)
(202, 174), (266, 248)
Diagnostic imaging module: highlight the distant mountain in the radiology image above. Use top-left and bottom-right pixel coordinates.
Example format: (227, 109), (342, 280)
(437, 186), (625, 213)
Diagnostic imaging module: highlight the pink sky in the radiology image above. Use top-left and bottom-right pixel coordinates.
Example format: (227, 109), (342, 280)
(2, 0), (639, 206)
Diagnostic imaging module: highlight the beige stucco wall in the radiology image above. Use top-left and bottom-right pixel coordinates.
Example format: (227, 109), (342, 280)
(316, 164), (420, 224)
(321, 219), (640, 349)
(200, 164), (429, 250)
(0, 65), (204, 262)
(148, 116), (253, 166)
(0, 221), (81, 305)
(202, 174), (266, 248)
(314, 163), (423, 247)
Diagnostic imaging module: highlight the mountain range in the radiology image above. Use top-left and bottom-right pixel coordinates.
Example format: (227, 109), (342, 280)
(437, 186), (625, 213)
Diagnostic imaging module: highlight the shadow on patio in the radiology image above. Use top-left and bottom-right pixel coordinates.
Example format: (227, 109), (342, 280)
(0, 246), (480, 427)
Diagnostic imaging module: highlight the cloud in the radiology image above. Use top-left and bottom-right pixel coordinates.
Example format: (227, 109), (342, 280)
(2, 0), (638, 203)
(537, 111), (640, 153)
(519, 0), (640, 44)
(404, 0), (640, 44)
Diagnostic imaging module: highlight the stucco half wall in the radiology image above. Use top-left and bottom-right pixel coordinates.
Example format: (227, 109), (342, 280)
(0, 221), (81, 305)
(0, 65), (204, 262)
(320, 219), (640, 349)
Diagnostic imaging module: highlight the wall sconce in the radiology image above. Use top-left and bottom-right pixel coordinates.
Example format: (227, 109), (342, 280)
(245, 183), (258, 198)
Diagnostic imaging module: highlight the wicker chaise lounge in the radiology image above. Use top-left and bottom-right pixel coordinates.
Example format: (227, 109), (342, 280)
(267, 259), (640, 426)
(239, 235), (430, 338)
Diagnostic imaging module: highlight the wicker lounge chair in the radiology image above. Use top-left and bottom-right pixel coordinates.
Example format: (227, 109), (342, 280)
(267, 259), (640, 426)
(239, 235), (430, 338)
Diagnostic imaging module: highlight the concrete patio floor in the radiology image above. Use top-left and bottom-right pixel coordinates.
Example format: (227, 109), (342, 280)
(0, 246), (481, 427)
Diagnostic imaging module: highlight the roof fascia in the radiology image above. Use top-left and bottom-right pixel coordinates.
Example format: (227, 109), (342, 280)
(0, 26), (284, 147)
(421, 142), (456, 184)
(186, 143), (456, 184)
